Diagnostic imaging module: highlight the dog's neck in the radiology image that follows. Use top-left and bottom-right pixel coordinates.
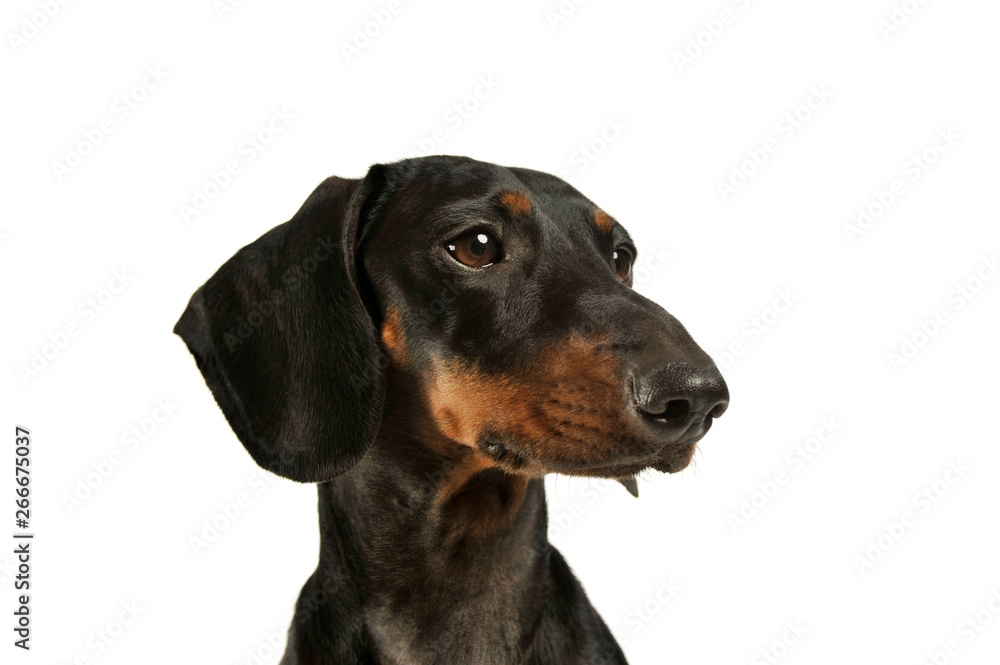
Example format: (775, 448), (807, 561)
(314, 390), (551, 662)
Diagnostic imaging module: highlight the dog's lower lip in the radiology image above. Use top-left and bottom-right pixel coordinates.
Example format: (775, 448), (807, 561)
(654, 441), (699, 473)
(482, 431), (706, 477)
(565, 458), (662, 479)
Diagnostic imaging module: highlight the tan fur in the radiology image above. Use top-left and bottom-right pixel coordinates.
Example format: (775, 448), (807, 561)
(594, 209), (614, 234)
(381, 306), (407, 365)
(423, 334), (639, 474)
(499, 191), (533, 217)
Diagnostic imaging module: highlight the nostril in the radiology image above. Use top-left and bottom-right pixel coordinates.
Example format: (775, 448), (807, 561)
(631, 361), (729, 433)
(660, 399), (690, 424)
(637, 398), (691, 426)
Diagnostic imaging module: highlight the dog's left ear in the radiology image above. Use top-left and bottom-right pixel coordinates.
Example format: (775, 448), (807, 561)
(174, 168), (388, 482)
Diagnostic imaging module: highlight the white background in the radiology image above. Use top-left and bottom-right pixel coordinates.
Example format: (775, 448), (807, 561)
(3, 1), (1000, 663)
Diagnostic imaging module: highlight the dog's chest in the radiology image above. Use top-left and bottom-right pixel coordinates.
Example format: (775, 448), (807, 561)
(366, 593), (525, 665)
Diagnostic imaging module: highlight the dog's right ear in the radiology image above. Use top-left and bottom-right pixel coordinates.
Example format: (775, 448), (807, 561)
(174, 169), (388, 483)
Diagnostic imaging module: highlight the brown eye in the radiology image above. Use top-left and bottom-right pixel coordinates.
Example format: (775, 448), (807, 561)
(613, 247), (633, 282)
(447, 231), (501, 268)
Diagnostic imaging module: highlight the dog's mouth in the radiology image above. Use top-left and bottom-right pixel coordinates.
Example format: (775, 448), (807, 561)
(567, 440), (700, 477)
(479, 428), (709, 480)
(460, 401), (721, 498)
(474, 436), (700, 501)
(421, 332), (727, 495)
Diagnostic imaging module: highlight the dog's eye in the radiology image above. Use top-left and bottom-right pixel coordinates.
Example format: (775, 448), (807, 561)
(613, 247), (633, 282)
(447, 231), (501, 268)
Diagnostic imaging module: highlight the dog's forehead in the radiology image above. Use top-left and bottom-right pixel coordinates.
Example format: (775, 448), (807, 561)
(383, 158), (619, 238)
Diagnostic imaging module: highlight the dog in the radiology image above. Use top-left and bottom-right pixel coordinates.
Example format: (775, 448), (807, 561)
(175, 155), (728, 664)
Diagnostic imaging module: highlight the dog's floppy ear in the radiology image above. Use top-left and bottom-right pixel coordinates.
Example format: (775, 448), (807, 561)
(174, 170), (387, 482)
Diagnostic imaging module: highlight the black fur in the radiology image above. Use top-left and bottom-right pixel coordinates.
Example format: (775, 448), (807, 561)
(175, 156), (728, 664)
(175, 176), (384, 482)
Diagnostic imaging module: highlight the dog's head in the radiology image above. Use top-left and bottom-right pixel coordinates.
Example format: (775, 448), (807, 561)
(176, 156), (728, 486)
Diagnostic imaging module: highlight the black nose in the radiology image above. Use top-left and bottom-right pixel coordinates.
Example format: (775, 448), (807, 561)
(631, 362), (729, 438)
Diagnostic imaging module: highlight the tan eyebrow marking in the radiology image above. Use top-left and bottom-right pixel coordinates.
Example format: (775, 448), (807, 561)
(381, 305), (408, 365)
(499, 191), (533, 216)
(594, 209), (614, 234)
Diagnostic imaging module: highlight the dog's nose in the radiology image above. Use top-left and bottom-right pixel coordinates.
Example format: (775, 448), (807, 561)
(630, 362), (729, 437)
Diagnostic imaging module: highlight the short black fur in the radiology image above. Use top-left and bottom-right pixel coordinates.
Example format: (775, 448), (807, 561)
(175, 156), (729, 664)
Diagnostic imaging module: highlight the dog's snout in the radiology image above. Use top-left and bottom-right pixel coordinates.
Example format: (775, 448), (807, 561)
(631, 362), (729, 436)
